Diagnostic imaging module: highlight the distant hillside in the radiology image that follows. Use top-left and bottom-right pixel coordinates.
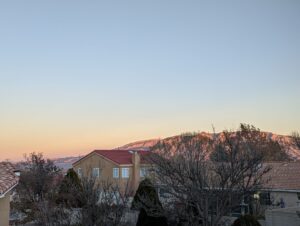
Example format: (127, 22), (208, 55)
(52, 131), (300, 170)
(118, 132), (300, 160)
(116, 139), (160, 151)
(52, 156), (82, 171)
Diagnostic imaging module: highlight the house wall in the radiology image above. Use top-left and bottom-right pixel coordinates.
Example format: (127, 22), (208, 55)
(73, 152), (154, 194)
(0, 191), (11, 226)
(270, 191), (300, 207)
(265, 207), (300, 226)
(73, 153), (135, 193)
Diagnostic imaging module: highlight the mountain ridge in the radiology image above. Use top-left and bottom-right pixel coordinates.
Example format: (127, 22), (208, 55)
(117, 131), (300, 160)
(52, 131), (300, 170)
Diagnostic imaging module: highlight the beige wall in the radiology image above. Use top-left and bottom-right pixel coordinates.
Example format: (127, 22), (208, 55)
(73, 152), (155, 195)
(73, 153), (135, 193)
(265, 207), (300, 226)
(270, 191), (300, 207)
(0, 191), (11, 226)
(73, 153), (153, 194)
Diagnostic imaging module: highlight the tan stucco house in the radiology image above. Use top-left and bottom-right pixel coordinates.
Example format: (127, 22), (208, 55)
(0, 162), (19, 226)
(72, 149), (151, 194)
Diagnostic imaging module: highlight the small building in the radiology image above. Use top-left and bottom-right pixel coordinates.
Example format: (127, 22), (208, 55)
(72, 150), (151, 194)
(261, 162), (300, 208)
(265, 207), (300, 226)
(0, 162), (19, 226)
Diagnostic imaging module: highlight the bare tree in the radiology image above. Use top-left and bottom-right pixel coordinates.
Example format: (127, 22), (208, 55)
(12, 152), (62, 224)
(77, 175), (131, 226)
(34, 174), (131, 226)
(33, 200), (75, 226)
(291, 131), (300, 149)
(13, 154), (131, 226)
(149, 124), (271, 226)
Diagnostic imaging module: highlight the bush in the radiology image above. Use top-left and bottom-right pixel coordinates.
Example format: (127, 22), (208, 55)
(232, 215), (261, 226)
(132, 178), (168, 226)
(56, 168), (83, 207)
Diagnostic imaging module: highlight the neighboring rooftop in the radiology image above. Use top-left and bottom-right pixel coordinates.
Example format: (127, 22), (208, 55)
(73, 149), (150, 165)
(0, 162), (19, 196)
(264, 162), (300, 191)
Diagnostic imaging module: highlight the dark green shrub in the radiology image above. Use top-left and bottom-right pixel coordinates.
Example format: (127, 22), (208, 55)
(232, 215), (261, 226)
(132, 178), (168, 226)
(56, 168), (83, 207)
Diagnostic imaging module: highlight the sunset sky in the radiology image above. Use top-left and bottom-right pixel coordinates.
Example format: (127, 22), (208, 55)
(0, 1), (299, 161)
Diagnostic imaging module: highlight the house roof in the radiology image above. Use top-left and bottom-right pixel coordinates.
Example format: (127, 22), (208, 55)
(73, 149), (150, 166)
(263, 162), (300, 191)
(0, 162), (19, 196)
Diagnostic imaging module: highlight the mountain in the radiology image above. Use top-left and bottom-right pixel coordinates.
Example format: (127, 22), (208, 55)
(118, 132), (300, 160)
(52, 131), (300, 170)
(116, 139), (160, 151)
(52, 156), (82, 171)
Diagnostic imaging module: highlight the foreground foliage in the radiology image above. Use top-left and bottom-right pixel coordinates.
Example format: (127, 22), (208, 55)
(132, 178), (168, 226)
(12, 153), (130, 226)
(149, 124), (272, 226)
(232, 215), (261, 226)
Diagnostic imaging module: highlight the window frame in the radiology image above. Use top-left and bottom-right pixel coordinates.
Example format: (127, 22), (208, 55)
(77, 168), (82, 177)
(92, 167), (100, 178)
(113, 168), (119, 178)
(140, 167), (147, 177)
(121, 168), (129, 178)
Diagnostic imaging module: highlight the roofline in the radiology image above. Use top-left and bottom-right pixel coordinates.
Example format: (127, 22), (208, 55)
(0, 182), (18, 199)
(261, 188), (300, 193)
(72, 150), (150, 167)
(73, 151), (122, 167)
(72, 151), (95, 167)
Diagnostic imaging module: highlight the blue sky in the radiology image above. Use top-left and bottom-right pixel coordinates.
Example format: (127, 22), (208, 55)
(0, 0), (299, 160)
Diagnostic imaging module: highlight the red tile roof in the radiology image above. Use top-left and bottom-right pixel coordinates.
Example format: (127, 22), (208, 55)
(263, 162), (300, 191)
(74, 150), (150, 166)
(0, 162), (19, 196)
(95, 150), (150, 164)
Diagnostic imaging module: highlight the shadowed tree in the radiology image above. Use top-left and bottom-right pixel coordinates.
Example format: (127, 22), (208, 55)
(131, 178), (168, 226)
(292, 131), (300, 149)
(12, 152), (62, 224)
(56, 168), (83, 208)
(211, 124), (291, 162)
(77, 176), (131, 226)
(232, 215), (261, 226)
(149, 124), (271, 226)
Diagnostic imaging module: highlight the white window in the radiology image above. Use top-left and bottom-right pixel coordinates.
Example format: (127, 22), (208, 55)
(113, 168), (119, 178)
(121, 168), (129, 178)
(140, 167), (147, 177)
(77, 168), (82, 178)
(92, 168), (100, 178)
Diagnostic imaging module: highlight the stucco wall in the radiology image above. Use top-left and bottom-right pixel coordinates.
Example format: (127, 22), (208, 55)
(270, 191), (300, 207)
(73, 153), (135, 193)
(265, 207), (300, 226)
(0, 191), (11, 226)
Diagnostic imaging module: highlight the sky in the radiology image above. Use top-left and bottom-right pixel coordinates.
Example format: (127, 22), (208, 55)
(0, 0), (299, 161)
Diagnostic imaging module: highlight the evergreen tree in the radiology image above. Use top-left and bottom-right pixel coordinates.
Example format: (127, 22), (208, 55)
(56, 168), (83, 207)
(131, 178), (168, 226)
(232, 215), (261, 226)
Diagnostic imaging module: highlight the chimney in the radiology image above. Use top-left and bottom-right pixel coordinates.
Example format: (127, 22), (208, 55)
(132, 151), (140, 193)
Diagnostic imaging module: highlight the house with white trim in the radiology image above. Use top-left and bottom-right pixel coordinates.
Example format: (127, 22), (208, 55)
(72, 150), (151, 194)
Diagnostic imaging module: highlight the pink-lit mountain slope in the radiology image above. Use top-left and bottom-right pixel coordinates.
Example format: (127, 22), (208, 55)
(116, 139), (161, 151)
(118, 132), (300, 160)
(53, 131), (300, 170)
(52, 156), (82, 171)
